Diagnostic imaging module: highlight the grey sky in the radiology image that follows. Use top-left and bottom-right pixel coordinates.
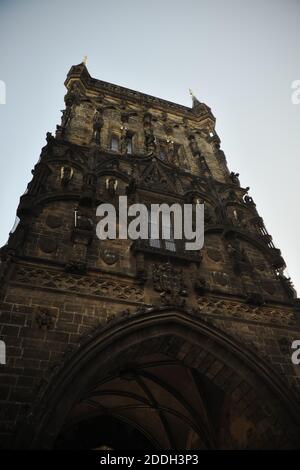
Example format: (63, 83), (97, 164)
(0, 0), (299, 292)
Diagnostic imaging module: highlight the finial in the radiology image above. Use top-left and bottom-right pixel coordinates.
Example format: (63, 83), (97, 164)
(83, 55), (88, 66)
(189, 88), (202, 108)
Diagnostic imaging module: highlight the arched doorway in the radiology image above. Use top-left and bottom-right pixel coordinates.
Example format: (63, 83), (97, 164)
(17, 308), (300, 449)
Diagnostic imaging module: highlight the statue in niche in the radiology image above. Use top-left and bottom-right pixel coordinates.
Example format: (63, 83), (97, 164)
(188, 134), (201, 156)
(120, 125), (129, 154)
(106, 177), (118, 197)
(92, 107), (104, 145)
(144, 127), (156, 153)
(143, 112), (156, 153)
(75, 209), (94, 232)
(166, 139), (174, 162)
(233, 209), (248, 229)
(60, 166), (73, 186)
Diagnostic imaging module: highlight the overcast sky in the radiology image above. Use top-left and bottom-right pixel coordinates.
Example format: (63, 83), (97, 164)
(0, 0), (299, 293)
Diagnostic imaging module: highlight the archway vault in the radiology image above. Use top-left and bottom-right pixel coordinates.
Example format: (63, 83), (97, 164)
(17, 307), (300, 449)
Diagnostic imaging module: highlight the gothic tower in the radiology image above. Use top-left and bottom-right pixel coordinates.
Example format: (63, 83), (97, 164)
(0, 62), (300, 449)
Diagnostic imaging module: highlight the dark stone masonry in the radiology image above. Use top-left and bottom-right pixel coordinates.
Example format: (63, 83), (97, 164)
(0, 62), (300, 449)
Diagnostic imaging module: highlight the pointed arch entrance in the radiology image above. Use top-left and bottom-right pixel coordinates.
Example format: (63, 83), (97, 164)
(17, 308), (300, 449)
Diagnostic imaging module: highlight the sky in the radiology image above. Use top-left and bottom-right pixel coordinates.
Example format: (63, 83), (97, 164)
(0, 0), (299, 293)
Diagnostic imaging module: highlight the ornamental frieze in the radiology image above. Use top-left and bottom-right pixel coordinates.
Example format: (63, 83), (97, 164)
(197, 296), (296, 327)
(13, 265), (144, 303)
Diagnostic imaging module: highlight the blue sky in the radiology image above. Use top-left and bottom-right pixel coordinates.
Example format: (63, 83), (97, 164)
(0, 0), (299, 292)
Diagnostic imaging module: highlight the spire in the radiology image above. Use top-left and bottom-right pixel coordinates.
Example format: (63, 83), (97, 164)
(188, 88), (213, 120)
(189, 88), (201, 107)
(83, 55), (88, 66)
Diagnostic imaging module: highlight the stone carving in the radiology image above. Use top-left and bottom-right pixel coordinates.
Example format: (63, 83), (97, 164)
(46, 214), (63, 228)
(58, 82), (85, 137)
(141, 159), (176, 193)
(35, 307), (54, 330)
(14, 266), (144, 303)
(120, 109), (137, 124)
(230, 172), (240, 185)
(244, 195), (256, 208)
(197, 296), (296, 327)
(6, 220), (28, 252)
(143, 112), (156, 153)
(226, 240), (253, 276)
(277, 274), (296, 299)
(166, 139), (174, 162)
(60, 106), (75, 130)
(65, 259), (87, 275)
(100, 248), (119, 265)
(92, 107), (104, 145)
(207, 248), (223, 263)
(75, 210), (94, 232)
(212, 271), (229, 287)
(105, 177), (118, 197)
(64, 81), (85, 107)
(194, 277), (207, 295)
(152, 262), (187, 306)
(41, 132), (55, 157)
(245, 292), (264, 306)
(188, 134), (201, 156)
(26, 163), (51, 196)
(39, 237), (57, 254)
(120, 125), (130, 154)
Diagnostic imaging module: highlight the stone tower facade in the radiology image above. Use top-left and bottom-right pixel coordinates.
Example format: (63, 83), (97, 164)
(0, 62), (300, 449)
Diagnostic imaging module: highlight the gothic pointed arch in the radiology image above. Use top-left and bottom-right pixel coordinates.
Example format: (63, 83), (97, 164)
(15, 307), (300, 450)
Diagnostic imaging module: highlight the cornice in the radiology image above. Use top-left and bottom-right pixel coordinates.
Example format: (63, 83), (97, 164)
(65, 63), (216, 122)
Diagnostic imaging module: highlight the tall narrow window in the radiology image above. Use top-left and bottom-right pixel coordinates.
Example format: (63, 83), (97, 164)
(163, 215), (176, 252)
(148, 214), (161, 248)
(110, 135), (119, 152)
(126, 136), (133, 154)
(148, 210), (177, 252)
